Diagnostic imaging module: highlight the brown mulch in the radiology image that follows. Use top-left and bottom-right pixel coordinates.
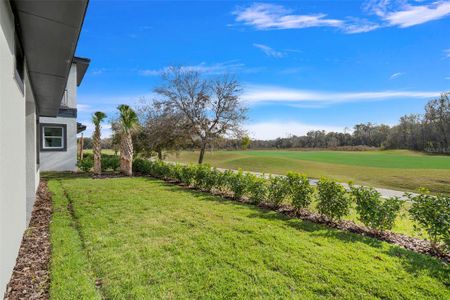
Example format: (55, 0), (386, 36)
(4, 181), (52, 300)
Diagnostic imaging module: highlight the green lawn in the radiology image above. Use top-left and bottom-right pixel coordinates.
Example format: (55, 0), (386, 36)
(47, 174), (449, 299)
(83, 148), (117, 155)
(167, 150), (450, 194)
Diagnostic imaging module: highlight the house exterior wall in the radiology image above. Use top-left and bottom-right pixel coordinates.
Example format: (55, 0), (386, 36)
(64, 64), (77, 108)
(39, 63), (78, 172)
(0, 1), (28, 295)
(39, 116), (78, 171)
(25, 72), (40, 223)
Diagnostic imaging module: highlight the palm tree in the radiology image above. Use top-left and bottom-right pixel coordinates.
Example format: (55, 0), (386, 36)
(117, 104), (139, 175)
(92, 111), (107, 175)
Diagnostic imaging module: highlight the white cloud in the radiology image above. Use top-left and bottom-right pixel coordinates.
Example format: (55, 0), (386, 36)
(77, 104), (93, 112)
(233, 3), (343, 30)
(139, 61), (248, 76)
(253, 43), (284, 58)
(245, 121), (344, 140)
(444, 49), (450, 57)
(242, 85), (440, 106)
(343, 22), (381, 33)
(233, 2), (379, 33)
(78, 121), (112, 138)
(234, 1), (450, 34)
(390, 72), (405, 79)
(90, 68), (105, 76)
(382, 1), (450, 27)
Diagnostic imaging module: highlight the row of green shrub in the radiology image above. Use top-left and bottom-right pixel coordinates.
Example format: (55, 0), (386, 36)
(77, 154), (120, 172)
(133, 159), (450, 250)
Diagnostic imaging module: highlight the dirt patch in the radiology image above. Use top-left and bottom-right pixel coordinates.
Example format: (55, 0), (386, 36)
(4, 181), (52, 300)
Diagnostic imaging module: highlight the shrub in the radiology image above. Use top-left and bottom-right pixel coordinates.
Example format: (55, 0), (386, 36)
(109, 156), (120, 171)
(132, 158), (151, 174)
(170, 164), (184, 182)
(102, 155), (120, 172)
(151, 160), (168, 178)
(201, 167), (222, 192)
(350, 185), (402, 232)
(316, 177), (351, 221)
(246, 173), (267, 204)
(194, 164), (213, 189)
(267, 176), (289, 206)
(224, 169), (248, 200)
(407, 189), (450, 249)
(180, 164), (197, 186)
(286, 172), (314, 211)
(77, 157), (93, 172)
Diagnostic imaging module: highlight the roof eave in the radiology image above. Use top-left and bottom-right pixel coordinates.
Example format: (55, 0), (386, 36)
(11, 0), (89, 117)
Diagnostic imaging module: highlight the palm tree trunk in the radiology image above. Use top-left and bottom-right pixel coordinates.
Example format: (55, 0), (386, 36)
(120, 132), (133, 176)
(79, 133), (84, 160)
(93, 128), (101, 175)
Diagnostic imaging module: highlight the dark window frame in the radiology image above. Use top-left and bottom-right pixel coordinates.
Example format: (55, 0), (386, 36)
(40, 123), (67, 152)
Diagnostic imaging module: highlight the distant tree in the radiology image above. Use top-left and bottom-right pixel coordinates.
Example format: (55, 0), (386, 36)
(116, 105), (139, 175)
(154, 66), (247, 163)
(92, 111), (107, 175)
(241, 136), (251, 150)
(77, 137), (92, 149)
(110, 122), (121, 155)
(424, 92), (450, 152)
(100, 137), (113, 150)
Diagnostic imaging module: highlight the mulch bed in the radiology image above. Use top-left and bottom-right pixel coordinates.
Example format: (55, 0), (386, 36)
(4, 181), (52, 300)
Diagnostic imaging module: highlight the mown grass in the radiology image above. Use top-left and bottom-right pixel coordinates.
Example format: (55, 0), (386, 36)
(167, 150), (450, 194)
(48, 180), (101, 299)
(47, 174), (449, 299)
(82, 148), (117, 155)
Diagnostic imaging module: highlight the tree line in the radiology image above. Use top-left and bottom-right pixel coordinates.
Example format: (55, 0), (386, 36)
(241, 93), (450, 153)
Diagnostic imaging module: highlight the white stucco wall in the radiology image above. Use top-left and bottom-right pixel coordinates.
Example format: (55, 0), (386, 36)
(65, 64), (77, 108)
(0, 1), (27, 295)
(39, 117), (78, 171)
(25, 71), (39, 223)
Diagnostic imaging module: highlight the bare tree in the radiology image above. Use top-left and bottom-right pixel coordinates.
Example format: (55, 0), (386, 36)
(154, 66), (247, 163)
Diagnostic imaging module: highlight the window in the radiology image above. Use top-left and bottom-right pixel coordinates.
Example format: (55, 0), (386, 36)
(40, 124), (67, 151)
(14, 34), (24, 92)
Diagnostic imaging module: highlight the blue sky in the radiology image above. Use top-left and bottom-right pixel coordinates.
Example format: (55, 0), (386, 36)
(75, 0), (450, 139)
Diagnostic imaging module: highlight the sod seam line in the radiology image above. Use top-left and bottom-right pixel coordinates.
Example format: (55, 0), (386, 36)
(59, 180), (107, 299)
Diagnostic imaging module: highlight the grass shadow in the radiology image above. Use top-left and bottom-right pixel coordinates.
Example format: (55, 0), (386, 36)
(387, 247), (449, 286)
(42, 172), (91, 180)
